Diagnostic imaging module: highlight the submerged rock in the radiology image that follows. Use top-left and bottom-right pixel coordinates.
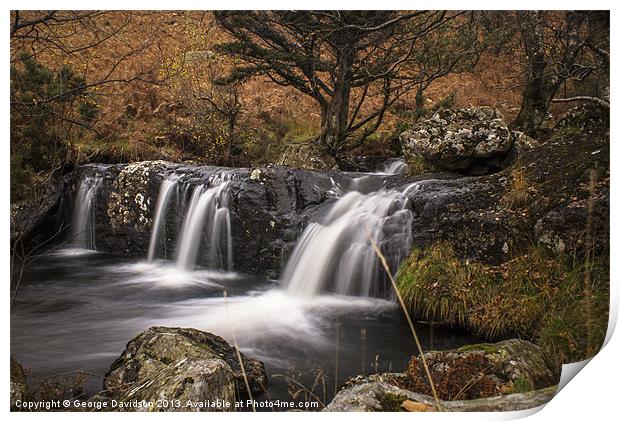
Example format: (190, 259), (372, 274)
(104, 327), (268, 411)
(400, 107), (514, 175)
(10, 358), (28, 409)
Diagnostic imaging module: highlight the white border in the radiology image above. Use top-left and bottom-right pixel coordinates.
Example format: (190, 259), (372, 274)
(3, 2), (617, 421)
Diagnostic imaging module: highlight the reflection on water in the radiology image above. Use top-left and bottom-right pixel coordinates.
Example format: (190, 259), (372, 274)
(11, 251), (474, 405)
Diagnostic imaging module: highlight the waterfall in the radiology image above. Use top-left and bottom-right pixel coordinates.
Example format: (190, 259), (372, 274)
(283, 187), (414, 298)
(72, 175), (102, 250)
(146, 175), (179, 262)
(378, 158), (409, 175)
(175, 177), (233, 271)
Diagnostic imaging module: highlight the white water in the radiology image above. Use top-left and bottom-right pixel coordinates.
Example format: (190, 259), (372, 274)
(175, 177), (233, 271)
(72, 175), (102, 250)
(147, 175), (179, 262)
(378, 158), (409, 175)
(283, 187), (414, 298)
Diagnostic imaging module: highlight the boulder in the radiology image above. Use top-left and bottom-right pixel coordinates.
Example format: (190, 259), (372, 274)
(324, 375), (556, 412)
(104, 327), (268, 411)
(400, 107), (513, 175)
(404, 339), (560, 400)
(10, 358), (28, 409)
(325, 338), (559, 412)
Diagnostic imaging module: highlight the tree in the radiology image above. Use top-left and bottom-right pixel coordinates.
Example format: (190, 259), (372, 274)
(213, 11), (482, 158)
(511, 11), (609, 134)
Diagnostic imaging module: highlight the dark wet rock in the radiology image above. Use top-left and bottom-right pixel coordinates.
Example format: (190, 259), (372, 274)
(10, 178), (66, 253)
(404, 121), (609, 264)
(555, 102), (610, 133)
(61, 162), (357, 277)
(104, 327), (267, 411)
(336, 155), (391, 172)
(400, 107), (514, 175)
(324, 374), (556, 412)
(10, 358), (28, 409)
(534, 186), (609, 256)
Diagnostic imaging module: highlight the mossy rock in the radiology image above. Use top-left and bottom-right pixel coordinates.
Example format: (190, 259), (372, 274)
(405, 339), (559, 400)
(104, 327), (268, 411)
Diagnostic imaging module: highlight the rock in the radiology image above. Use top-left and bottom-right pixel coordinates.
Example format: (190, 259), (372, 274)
(335, 155), (390, 172)
(404, 123), (609, 264)
(556, 102), (609, 133)
(400, 107), (513, 175)
(405, 340), (560, 400)
(61, 162), (357, 278)
(10, 358), (28, 409)
(276, 143), (338, 171)
(324, 374), (557, 412)
(325, 339), (559, 411)
(104, 326), (268, 411)
(10, 177), (66, 253)
(534, 187), (609, 256)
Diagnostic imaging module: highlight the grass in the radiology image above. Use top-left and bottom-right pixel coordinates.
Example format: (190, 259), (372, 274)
(500, 165), (532, 209)
(396, 242), (609, 364)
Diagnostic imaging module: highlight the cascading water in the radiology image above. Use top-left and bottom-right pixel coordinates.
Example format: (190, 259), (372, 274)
(72, 175), (102, 250)
(175, 175), (233, 271)
(283, 186), (415, 298)
(146, 175), (180, 262)
(378, 158), (409, 175)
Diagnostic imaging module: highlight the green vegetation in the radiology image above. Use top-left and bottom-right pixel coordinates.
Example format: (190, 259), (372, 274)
(396, 242), (608, 364)
(10, 53), (98, 201)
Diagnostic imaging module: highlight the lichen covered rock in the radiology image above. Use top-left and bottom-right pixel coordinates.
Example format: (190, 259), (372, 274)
(400, 107), (513, 175)
(106, 161), (168, 233)
(104, 327), (268, 411)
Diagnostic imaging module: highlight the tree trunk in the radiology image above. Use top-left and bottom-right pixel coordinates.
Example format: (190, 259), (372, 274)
(511, 11), (554, 135)
(512, 11), (587, 135)
(317, 49), (352, 157)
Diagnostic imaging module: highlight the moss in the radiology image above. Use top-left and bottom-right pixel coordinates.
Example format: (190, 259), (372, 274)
(379, 392), (408, 411)
(457, 344), (501, 354)
(406, 156), (438, 176)
(160, 356), (173, 365)
(511, 377), (534, 394)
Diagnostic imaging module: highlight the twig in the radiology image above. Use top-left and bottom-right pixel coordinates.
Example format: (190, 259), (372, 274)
(366, 229), (444, 411)
(223, 290), (255, 412)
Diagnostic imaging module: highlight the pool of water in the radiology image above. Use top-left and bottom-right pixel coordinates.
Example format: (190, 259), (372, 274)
(10, 248), (475, 409)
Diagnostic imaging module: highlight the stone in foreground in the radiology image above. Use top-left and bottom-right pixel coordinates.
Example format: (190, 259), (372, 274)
(103, 326), (268, 411)
(10, 358), (29, 410)
(325, 339), (560, 412)
(324, 376), (556, 412)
